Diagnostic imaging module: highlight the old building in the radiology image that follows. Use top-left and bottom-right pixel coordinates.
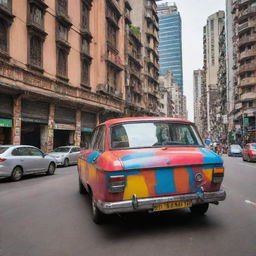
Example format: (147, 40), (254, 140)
(231, 0), (256, 144)
(193, 69), (203, 135)
(204, 11), (225, 138)
(130, 0), (160, 115)
(0, 0), (128, 151)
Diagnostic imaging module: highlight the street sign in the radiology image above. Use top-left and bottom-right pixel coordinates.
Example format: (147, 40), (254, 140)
(243, 117), (249, 126)
(0, 118), (12, 127)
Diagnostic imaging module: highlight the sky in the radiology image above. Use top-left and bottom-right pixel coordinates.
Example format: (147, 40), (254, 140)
(158, 0), (226, 121)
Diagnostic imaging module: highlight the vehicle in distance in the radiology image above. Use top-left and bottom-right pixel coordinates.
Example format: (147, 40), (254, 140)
(78, 117), (226, 224)
(242, 143), (256, 162)
(0, 145), (56, 181)
(48, 146), (80, 166)
(228, 144), (242, 157)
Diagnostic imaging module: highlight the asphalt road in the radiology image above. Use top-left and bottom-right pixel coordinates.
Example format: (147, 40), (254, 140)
(1, 156), (256, 256)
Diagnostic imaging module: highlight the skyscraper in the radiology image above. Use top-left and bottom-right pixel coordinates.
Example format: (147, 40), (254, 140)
(157, 2), (183, 92)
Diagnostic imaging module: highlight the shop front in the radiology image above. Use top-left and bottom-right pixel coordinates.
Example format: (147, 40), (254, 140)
(21, 100), (49, 149)
(81, 111), (97, 149)
(54, 106), (76, 149)
(0, 94), (13, 145)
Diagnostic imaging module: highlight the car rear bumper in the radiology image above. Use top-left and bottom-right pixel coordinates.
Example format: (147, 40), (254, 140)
(96, 189), (226, 214)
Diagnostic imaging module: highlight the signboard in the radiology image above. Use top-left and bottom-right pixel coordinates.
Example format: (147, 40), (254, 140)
(54, 123), (76, 130)
(81, 128), (93, 132)
(0, 118), (12, 127)
(243, 117), (249, 125)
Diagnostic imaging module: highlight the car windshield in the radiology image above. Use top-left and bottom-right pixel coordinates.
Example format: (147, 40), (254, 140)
(250, 144), (256, 149)
(231, 145), (241, 150)
(53, 147), (70, 153)
(110, 122), (203, 149)
(0, 147), (9, 154)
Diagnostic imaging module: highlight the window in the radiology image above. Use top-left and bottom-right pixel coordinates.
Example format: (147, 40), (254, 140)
(107, 65), (118, 89)
(30, 5), (43, 27)
(110, 122), (203, 149)
(0, 20), (7, 53)
(57, 23), (68, 42)
(0, 0), (9, 9)
(107, 23), (117, 48)
(93, 126), (105, 151)
(57, 48), (68, 77)
(81, 59), (90, 86)
(81, 1), (89, 30)
(57, 0), (67, 15)
(29, 148), (43, 157)
(29, 36), (42, 68)
(81, 37), (89, 55)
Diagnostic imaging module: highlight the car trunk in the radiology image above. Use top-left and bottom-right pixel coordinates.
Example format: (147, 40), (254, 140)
(106, 147), (223, 201)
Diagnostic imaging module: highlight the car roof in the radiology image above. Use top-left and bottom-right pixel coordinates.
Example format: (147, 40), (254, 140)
(101, 117), (193, 126)
(0, 145), (38, 148)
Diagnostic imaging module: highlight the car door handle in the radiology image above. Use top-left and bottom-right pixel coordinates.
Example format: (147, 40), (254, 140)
(20, 159), (24, 162)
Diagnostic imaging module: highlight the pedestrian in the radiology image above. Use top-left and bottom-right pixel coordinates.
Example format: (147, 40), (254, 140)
(217, 143), (223, 156)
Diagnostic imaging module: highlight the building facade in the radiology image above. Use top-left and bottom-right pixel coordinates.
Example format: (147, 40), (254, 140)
(231, 0), (256, 144)
(204, 11), (225, 136)
(157, 2), (183, 92)
(130, 0), (160, 115)
(0, 0), (161, 151)
(193, 69), (203, 135)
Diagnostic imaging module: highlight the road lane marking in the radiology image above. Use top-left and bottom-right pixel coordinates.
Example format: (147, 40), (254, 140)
(238, 163), (256, 169)
(245, 200), (256, 207)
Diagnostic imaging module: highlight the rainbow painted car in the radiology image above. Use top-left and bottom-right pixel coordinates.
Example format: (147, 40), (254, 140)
(78, 117), (226, 223)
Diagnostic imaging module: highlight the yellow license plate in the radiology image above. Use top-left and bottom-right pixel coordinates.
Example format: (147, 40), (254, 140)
(153, 200), (192, 212)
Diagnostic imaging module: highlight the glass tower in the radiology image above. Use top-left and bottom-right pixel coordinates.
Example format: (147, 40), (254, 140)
(157, 2), (183, 92)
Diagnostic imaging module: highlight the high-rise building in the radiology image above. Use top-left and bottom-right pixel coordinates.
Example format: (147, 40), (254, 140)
(193, 69), (203, 135)
(130, 0), (160, 115)
(157, 2), (183, 92)
(231, 0), (256, 144)
(204, 11), (225, 134)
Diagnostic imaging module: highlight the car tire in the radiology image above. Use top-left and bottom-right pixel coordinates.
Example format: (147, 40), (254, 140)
(91, 195), (105, 224)
(64, 158), (69, 167)
(243, 155), (246, 161)
(47, 162), (56, 175)
(79, 177), (87, 194)
(190, 203), (209, 215)
(11, 166), (23, 181)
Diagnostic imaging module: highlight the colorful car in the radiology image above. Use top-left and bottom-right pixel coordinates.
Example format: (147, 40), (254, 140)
(242, 143), (256, 162)
(77, 117), (226, 224)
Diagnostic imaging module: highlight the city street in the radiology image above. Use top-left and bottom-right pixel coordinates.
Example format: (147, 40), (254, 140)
(1, 157), (256, 256)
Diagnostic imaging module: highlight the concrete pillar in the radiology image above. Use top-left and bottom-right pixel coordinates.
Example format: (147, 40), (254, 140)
(74, 110), (81, 146)
(46, 104), (55, 152)
(40, 125), (48, 152)
(12, 95), (22, 145)
(96, 112), (100, 126)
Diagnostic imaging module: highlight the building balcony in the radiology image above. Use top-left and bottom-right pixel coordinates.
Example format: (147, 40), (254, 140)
(239, 0), (251, 6)
(145, 28), (159, 42)
(130, 69), (141, 81)
(127, 48), (142, 67)
(96, 83), (123, 99)
(106, 44), (124, 71)
(239, 48), (256, 61)
(238, 20), (256, 34)
(238, 6), (256, 21)
(239, 77), (256, 87)
(240, 92), (256, 101)
(238, 34), (256, 46)
(239, 63), (256, 74)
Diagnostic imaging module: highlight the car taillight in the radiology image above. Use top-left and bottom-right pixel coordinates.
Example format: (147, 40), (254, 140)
(0, 158), (6, 162)
(212, 167), (224, 183)
(108, 175), (126, 193)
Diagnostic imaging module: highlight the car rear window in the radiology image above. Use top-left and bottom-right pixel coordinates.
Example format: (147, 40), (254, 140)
(251, 144), (256, 149)
(110, 122), (203, 149)
(0, 147), (9, 154)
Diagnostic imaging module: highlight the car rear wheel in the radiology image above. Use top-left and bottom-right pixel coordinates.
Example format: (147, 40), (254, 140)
(11, 166), (23, 181)
(47, 162), (56, 175)
(79, 177), (87, 194)
(64, 158), (69, 167)
(190, 203), (209, 215)
(91, 196), (105, 224)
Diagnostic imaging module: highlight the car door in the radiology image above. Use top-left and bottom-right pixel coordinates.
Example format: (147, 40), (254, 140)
(12, 147), (34, 174)
(71, 147), (80, 164)
(28, 147), (48, 172)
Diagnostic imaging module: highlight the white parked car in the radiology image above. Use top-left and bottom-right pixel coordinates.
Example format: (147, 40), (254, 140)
(0, 145), (56, 181)
(48, 146), (80, 167)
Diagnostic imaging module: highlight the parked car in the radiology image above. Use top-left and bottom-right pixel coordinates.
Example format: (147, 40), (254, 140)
(228, 144), (242, 157)
(242, 143), (256, 162)
(0, 145), (56, 181)
(77, 117), (226, 224)
(48, 146), (80, 166)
